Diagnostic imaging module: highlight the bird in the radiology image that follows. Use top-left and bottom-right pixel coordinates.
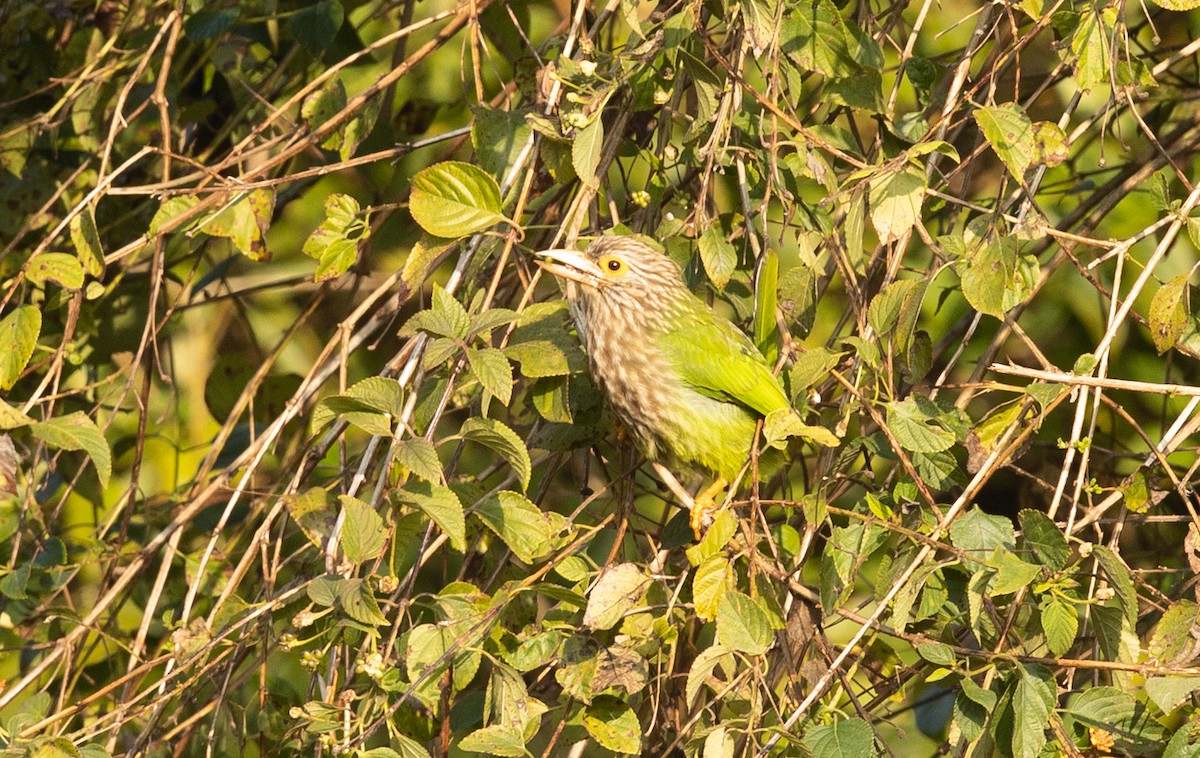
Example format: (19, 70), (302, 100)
(536, 232), (794, 535)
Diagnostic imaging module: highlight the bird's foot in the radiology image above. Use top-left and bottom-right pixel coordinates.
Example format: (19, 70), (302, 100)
(689, 478), (728, 539)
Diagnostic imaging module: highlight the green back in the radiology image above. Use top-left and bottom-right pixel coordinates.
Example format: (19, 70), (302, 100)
(660, 312), (791, 417)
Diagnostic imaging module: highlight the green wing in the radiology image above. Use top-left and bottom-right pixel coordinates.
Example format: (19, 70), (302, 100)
(661, 314), (791, 416)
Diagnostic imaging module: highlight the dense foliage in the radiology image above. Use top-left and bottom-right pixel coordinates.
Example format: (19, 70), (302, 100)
(2, 0), (1200, 755)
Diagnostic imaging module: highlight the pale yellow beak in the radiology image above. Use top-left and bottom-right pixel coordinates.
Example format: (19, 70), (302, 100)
(535, 247), (605, 288)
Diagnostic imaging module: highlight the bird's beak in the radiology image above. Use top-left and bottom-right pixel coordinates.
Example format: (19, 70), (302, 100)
(535, 248), (605, 288)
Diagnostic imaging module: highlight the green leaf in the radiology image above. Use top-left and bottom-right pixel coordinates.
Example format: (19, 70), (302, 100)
(1066, 686), (1166, 752)
(1018, 509), (1070, 570)
(149, 196), (201, 235)
(465, 347), (513, 406)
(1040, 595), (1078, 656)
(691, 555), (735, 621)
(955, 680), (994, 742)
(698, 222), (737, 290)
(1010, 664), (1055, 758)
(196, 189), (274, 260)
(284, 487), (337, 549)
(1149, 600), (1200, 664)
(474, 491), (553, 563)
(686, 645), (735, 707)
(458, 724), (526, 756)
(916, 642), (956, 666)
(1151, 274), (1190, 353)
(571, 117), (604, 188)
(868, 166), (925, 244)
(338, 577), (388, 625)
(69, 207), (105, 277)
(27, 253), (84, 290)
(986, 548), (1042, 596)
(763, 407), (839, 448)
(950, 508), (1017, 554)
(409, 161), (505, 238)
(583, 696), (642, 754)
(460, 417), (531, 491)
(302, 193), (368, 281)
(393, 481), (466, 551)
(1146, 676), (1200, 713)
(31, 411), (111, 489)
(339, 495), (385, 564)
(753, 247), (780, 359)
(0, 563), (30, 600)
(1094, 546), (1138, 626)
(472, 107), (533, 178)
(184, 7), (240, 40)
(583, 563), (650, 630)
(1069, 6), (1114, 91)
(802, 718), (877, 757)
(300, 79), (347, 150)
(308, 574), (342, 606)
(975, 103), (1036, 181)
(0, 305), (40, 390)
(288, 0), (344, 53)
(886, 396), (956, 453)
(362, 738), (431, 758)
(685, 508), (737, 566)
(959, 237), (1019, 318)
(0, 398), (32, 430)
(716, 590), (773, 655)
(781, 0), (856, 77)
(393, 438), (443, 484)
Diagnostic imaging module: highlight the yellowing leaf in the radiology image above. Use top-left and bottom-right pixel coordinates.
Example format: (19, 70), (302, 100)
(69, 207), (105, 277)
(27, 253), (84, 290)
(0, 306), (40, 390)
(196, 189), (275, 260)
(974, 103), (1035, 181)
(1150, 273), (1189, 354)
(303, 193), (368, 281)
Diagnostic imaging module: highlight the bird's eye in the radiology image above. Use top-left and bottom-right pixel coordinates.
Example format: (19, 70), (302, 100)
(600, 256), (625, 274)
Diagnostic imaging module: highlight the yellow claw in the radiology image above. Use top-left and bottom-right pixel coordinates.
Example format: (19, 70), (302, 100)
(689, 477), (729, 539)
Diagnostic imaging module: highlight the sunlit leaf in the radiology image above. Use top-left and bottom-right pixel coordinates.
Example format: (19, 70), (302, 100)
(409, 161), (505, 238)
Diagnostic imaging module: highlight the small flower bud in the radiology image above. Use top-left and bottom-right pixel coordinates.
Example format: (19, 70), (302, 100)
(1095, 587), (1115, 601)
(654, 88), (671, 104)
(293, 610), (315, 628)
(579, 60), (597, 76)
(630, 190), (651, 207)
(663, 144), (678, 161)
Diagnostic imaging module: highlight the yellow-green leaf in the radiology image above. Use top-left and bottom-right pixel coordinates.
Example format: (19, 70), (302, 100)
(30, 411), (111, 490)
(27, 253), (84, 290)
(0, 306), (40, 390)
(409, 161), (505, 238)
(1150, 273), (1189, 354)
(69, 207), (105, 277)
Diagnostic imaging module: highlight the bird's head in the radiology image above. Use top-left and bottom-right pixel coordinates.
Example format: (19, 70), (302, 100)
(536, 235), (686, 309)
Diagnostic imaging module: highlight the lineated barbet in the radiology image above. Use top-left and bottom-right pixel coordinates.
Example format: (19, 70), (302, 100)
(537, 233), (795, 534)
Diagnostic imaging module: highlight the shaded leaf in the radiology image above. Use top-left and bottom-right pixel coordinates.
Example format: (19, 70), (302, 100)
(584, 563), (650, 630)
(460, 417), (531, 491)
(339, 495), (385, 564)
(393, 481), (466, 551)
(474, 491), (553, 563)
(31, 411), (111, 489)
